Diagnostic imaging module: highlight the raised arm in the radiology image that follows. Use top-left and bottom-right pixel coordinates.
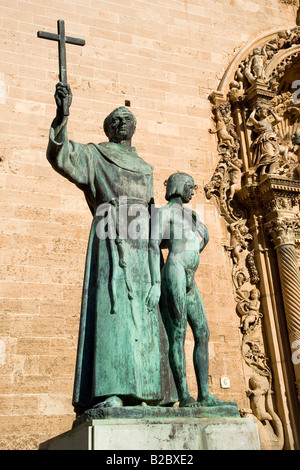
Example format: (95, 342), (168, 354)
(246, 108), (258, 129)
(269, 109), (282, 127)
(46, 82), (92, 187)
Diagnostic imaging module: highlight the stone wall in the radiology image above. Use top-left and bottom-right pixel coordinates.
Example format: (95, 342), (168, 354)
(0, 0), (297, 450)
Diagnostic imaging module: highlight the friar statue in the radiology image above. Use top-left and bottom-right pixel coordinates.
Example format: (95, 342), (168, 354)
(47, 82), (164, 415)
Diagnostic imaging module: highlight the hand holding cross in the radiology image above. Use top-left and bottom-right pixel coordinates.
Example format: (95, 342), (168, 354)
(37, 20), (85, 118)
(54, 82), (73, 123)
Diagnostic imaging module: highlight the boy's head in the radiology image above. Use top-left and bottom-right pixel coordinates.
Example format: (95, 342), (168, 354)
(165, 173), (197, 203)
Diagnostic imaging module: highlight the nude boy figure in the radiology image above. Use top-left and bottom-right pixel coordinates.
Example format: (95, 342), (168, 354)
(147, 173), (236, 408)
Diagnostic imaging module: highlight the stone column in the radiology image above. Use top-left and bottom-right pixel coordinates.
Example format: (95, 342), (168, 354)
(265, 218), (300, 402)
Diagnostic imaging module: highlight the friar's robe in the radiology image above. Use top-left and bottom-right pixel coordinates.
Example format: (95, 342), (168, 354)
(47, 118), (163, 414)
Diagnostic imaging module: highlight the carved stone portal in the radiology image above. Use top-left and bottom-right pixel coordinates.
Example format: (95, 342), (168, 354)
(206, 26), (300, 450)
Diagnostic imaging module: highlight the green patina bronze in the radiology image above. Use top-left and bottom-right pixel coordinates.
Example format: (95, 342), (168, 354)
(46, 82), (238, 420)
(148, 173), (238, 410)
(47, 83), (175, 415)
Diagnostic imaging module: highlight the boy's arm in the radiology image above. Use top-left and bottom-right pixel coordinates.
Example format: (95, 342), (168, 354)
(146, 207), (169, 310)
(192, 210), (209, 252)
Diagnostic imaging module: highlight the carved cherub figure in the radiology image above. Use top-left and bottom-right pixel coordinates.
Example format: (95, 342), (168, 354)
(236, 287), (262, 333)
(243, 46), (268, 85)
(247, 375), (273, 421)
(267, 29), (292, 51)
(244, 375), (284, 450)
(220, 154), (242, 202)
(225, 221), (252, 266)
(249, 46), (268, 81)
(209, 107), (236, 150)
(228, 79), (244, 101)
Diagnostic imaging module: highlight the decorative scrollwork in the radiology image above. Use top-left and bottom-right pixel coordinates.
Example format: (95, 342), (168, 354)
(205, 27), (300, 445)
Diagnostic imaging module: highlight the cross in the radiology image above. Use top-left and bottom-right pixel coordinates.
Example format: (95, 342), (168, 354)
(37, 20), (85, 114)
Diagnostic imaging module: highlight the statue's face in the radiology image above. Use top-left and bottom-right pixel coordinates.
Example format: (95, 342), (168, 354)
(293, 132), (300, 145)
(250, 289), (258, 300)
(257, 106), (268, 119)
(182, 178), (195, 203)
(109, 109), (136, 142)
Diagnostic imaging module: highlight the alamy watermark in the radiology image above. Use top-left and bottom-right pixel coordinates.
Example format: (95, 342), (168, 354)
(94, 197), (205, 245)
(292, 80), (300, 104)
(292, 340), (300, 365)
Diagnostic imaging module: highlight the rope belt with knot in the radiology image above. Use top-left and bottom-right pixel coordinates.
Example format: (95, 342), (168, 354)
(108, 197), (149, 314)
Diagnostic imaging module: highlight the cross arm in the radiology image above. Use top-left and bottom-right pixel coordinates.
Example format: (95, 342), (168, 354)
(37, 31), (85, 47)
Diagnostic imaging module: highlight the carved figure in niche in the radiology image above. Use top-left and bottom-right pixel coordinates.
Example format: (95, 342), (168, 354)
(267, 29), (294, 52)
(268, 93), (300, 177)
(293, 133), (300, 177)
(147, 173), (237, 410)
(247, 375), (272, 421)
(209, 106), (237, 151)
(249, 47), (267, 80)
(247, 104), (284, 176)
(228, 168), (240, 202)
(234, 270), (249, 289)
(228, 79), (244, 101)
(246, 375), (284, 450)
(243, 46), (268, 85)
(236, 287), (262, 333)
(225, 221), (252, 266)
(223, 155), (242, 202)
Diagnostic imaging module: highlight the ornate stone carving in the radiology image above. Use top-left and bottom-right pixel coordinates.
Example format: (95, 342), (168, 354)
(269, 51), (300, 92)
(205, 102), (244, 223)
(209, 103), (239, 152)
(233, 27), (300, 94)
(265, 218), (300, 401)
(279, 0), (298, 5)
(225, 221), (252, 266)
(243, 375), (284, 451)
(205, 26), (300, 446)
(236, 287), (262, 334)
(246, 102), (286, 177)
(264, 197), (293, 214)
(246, 251), (260, 285)
(265, 218), (297, 246)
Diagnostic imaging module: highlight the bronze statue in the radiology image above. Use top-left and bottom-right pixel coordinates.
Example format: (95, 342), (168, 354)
(47, 82), (163, 414)
(148, 173), (237, 408)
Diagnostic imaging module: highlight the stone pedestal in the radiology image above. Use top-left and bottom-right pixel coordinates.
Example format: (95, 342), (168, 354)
(39, 415), (260, 451)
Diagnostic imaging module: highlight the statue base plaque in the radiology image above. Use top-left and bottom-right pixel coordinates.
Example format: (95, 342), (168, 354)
(39, 407), (260, 450)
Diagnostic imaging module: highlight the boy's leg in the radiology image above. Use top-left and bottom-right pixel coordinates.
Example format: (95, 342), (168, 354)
(161, 261), (195, 406)
(186, 286), (210, 401)
(187, 285), (238, 407)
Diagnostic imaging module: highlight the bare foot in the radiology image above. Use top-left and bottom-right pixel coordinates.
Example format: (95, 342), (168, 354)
(179, 396), (197, 408)
(93, 396), (123, 408)
(198, 394), (236, 407)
